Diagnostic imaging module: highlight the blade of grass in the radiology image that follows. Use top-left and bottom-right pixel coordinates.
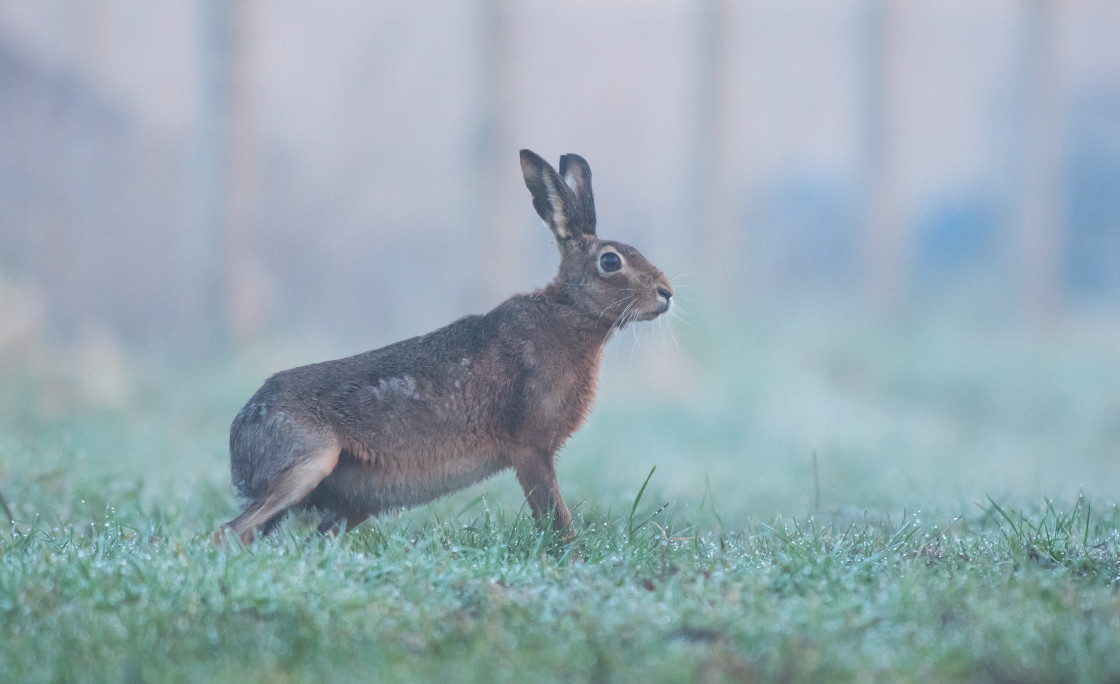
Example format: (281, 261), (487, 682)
(984, 495), (1022, 541)
(1083, 498), (1091, 548)
(0, 488), (13, 525)
(630, 502), (671, 535)
(627, 465), (657, 540)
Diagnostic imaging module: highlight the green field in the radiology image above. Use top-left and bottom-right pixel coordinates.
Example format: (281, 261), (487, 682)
(2, 310), (1119, 682)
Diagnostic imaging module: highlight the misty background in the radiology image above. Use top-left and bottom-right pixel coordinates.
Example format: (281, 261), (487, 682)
(1, 1), (1118, 522)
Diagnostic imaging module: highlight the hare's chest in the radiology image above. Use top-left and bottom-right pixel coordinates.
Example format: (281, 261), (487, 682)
(516, 346), (601, 444)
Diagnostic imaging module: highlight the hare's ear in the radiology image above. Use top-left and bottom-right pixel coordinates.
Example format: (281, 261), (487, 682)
(520, 149), (588, 242)
(558, 154), (596, 236)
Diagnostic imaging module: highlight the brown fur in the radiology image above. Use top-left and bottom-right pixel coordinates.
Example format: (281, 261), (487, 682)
(224, 150), (673, 544)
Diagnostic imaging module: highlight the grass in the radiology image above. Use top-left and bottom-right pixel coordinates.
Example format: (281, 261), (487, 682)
(2, 479), (1118, 683)
(2, 307), (1120, 682)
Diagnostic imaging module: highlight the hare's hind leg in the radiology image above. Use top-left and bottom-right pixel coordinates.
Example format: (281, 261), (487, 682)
(227, 446), (340, 544)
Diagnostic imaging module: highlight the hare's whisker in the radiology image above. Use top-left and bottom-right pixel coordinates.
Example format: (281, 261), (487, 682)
(669, 309), (690, 330)
(597, 295), (636, 326)
(662, 312), (682, 351)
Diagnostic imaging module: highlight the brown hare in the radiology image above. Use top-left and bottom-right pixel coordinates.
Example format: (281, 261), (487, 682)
(224, 150), (673, 544)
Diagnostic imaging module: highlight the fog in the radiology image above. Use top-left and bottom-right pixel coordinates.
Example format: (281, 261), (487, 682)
(2, 1), (1119, 519)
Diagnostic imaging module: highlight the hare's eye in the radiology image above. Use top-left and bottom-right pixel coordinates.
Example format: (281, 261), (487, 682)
(599, 251), (622, 273)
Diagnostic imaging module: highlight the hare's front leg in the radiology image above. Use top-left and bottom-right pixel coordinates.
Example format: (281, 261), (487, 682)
(510, 446), (573, 536)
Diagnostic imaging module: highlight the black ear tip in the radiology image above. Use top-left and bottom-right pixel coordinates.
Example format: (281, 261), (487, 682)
(558, 153), (591, 178)
(520, 149), (551, 177)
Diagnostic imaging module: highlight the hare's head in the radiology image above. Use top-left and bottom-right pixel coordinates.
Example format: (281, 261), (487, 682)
(520, 150), (673, 329)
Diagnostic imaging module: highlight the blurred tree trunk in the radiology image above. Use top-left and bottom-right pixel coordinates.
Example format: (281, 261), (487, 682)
(182, 0), (258, 353)
(476, 0), (521, 305)
(224, 0), (264, 342)
(694, 0), (738, 300)
(860, 0), (907, 311)
(1016, 0), (1063, 323)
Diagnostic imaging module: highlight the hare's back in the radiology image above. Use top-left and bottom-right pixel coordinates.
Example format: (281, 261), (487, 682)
(233, 310), (511, 450)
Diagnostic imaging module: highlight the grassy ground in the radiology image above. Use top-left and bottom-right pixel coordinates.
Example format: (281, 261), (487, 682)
(2, 308), (1119, 682)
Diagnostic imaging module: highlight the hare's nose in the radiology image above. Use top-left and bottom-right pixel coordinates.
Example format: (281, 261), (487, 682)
(656, 286), (673, 310)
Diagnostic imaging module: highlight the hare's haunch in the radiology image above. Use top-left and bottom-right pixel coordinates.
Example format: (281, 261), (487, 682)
(225, 150), (673, 544)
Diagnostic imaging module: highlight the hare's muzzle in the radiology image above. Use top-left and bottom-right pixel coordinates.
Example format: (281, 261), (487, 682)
(656, 286), (673, 310)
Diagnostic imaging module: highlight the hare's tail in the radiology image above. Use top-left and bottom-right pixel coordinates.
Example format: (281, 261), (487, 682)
(227, 405), (341, 543)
